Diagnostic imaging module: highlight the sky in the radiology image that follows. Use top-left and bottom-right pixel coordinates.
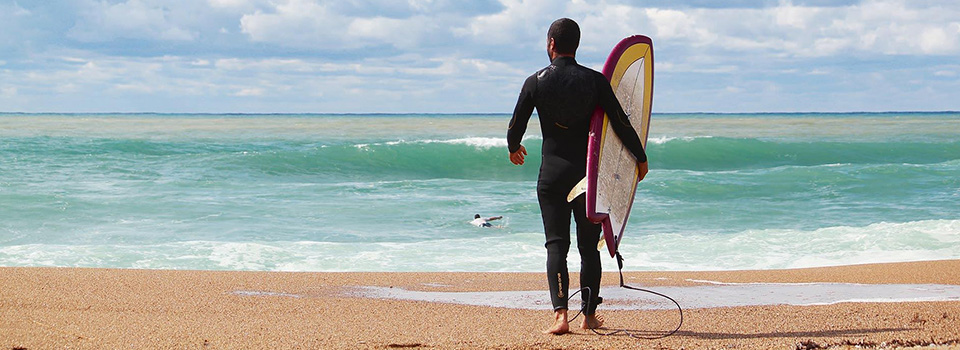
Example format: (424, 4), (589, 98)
(1, 0), (958, 113)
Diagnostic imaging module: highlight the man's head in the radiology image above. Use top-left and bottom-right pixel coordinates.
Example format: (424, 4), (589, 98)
(547, 18), (580, 58)
(475, 214), (481, 219)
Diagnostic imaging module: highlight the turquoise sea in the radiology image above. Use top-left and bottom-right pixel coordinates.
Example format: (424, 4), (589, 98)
(1, 112), (958, 272)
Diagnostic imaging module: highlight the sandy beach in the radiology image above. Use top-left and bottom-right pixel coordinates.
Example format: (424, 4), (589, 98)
(3, 260), (960, 349)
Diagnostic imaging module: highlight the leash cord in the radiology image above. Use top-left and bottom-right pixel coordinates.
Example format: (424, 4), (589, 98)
(566, 251), (683, 340)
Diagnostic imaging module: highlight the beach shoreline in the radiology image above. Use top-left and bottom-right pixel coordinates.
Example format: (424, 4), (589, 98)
(3, 260), (960, 349)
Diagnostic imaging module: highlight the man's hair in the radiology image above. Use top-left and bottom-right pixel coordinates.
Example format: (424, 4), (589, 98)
(475, 214), (481, 219)
(548, 18), (580, 55)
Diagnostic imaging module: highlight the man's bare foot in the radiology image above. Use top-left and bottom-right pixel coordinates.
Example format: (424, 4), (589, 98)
(542, 309), (570, 335)
(581, 314), (604, 330)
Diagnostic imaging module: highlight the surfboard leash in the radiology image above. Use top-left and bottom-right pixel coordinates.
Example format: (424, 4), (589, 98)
(567, 251), (684, 340)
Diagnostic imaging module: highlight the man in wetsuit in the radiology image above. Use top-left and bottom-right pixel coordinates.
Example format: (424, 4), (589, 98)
(507, 18), (649, 335)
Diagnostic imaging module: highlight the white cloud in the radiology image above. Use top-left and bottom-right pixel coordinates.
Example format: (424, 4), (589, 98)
(214, 58), (316, 73)
(0, 86), (17, 97)
(62, 56), (87, 63)
(11, 2), (31, 16)
(454, 0), (555, 46)
(446, 0), (955, 69)
(635, 0), (960, 57)
(239, 0), (349, 48)
(208, 55), (523, 80)
(11, 53), (200, 97)
(836, 0), (960, 55)
(2, 47), (530, 111)
(347, 16), (432, 49)
(808, 68), (830, 75)
(207, 0), (265, 10)
(918, 27), (957, 54)
(69, 0), (198, 42)
(234, 87), (264, 96)
(239, 0), (443, 50)
(3, 1), (960, 113)
(773, 2), (822, 29)
(113, 83), (155, 93)
(934, 70), (956, 77)
(644, 8), (703, 41)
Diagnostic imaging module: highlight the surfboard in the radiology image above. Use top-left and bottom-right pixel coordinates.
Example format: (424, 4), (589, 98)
(567, 35), (653, 258)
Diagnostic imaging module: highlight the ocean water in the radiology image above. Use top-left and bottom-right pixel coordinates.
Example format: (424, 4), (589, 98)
(1, 112), (958, 272)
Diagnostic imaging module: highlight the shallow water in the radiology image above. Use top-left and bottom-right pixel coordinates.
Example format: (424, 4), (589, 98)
(348, 282), (960, 310)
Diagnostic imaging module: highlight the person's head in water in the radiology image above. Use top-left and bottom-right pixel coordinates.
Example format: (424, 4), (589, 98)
(547, 18), (580, 60)
(475, 214), (481, 219)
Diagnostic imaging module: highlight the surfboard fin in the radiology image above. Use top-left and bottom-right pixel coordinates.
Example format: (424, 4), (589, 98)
(566, 177), (588, 202)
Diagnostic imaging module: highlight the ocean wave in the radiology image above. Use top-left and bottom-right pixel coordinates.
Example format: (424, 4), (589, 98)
(649, 137), (960, 170)
(647, 135), (711, 145)
(268, 140), (543, 180)
(0, 136), (545, 181)
(0, 233), (548, 272)
(359, 136), (542, 150)
(2, 220), (957, 272)
(8, 135), (958, 177)
(619, 219), (960, 271)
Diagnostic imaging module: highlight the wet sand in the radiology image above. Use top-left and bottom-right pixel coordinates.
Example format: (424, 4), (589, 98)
(3, 260), (960, 349)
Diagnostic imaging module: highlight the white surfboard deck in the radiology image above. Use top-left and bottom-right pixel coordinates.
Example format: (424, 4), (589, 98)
(568, 35), (653, 257)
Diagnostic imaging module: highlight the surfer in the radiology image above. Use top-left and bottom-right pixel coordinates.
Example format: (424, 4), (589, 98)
(471, 214), (502, 228)
(507, 18), (649, 335)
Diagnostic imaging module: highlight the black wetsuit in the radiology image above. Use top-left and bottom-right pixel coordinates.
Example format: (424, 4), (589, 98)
(508, 56), (647, 315)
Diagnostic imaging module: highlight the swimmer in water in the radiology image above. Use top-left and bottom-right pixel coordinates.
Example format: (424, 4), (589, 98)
(470, 214), (503, 228)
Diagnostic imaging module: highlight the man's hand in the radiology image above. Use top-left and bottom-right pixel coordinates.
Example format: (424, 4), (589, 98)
(637, 161), (649, 182)
(510, 145), (527, 165)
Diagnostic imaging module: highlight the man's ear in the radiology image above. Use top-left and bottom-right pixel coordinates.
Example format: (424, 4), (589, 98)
(547, 38), (557, 60)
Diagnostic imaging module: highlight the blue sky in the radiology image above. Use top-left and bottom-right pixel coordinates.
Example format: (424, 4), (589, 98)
(1, 0), (958, 113)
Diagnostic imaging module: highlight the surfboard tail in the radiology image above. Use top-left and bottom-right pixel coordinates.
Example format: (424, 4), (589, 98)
(600, 218), (616, 257)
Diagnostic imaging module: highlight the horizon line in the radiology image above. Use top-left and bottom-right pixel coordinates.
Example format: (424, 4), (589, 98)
(2, 110), (958, 116)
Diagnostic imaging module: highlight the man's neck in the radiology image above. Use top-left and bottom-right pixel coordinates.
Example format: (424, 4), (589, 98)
(549, 51), (575, 61)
